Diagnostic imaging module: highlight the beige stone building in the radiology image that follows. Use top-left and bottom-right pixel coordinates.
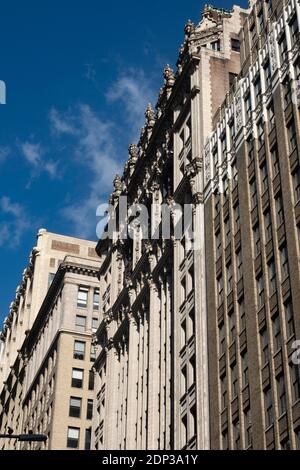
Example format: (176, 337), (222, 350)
(93, 0), (300, 451)
(0, 230), (100, 450)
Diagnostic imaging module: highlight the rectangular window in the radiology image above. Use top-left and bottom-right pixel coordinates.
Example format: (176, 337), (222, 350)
(231, 363), (238, 398)
(227, 262), (233, 293)
(85, 428), (91, 451)
(285, 300), (295, 338)
(283, 79), (292, 106)
(287, 119), (297, 154)
(258, 11), (265, 33)
(93, 289), (100, 310)
(74, 341), (85, 360)
(257, 275), (265, 308)
(276, 195), (284, 226)
(271, 144), (279, 176)
(229, 312), (236, 344)
(87, 399), (93, 420)
(88, 370), (95, 391)
(264, 388), (274, 428)
(221, 375), (227, 410)
(239, 299), (246, 331)
(290, 15), (299, 46)
(253, 224), (261, 256)
(92, 318), (98, 333)
(268, 260), (277, 295)
(241, 351), (249, 388)
(245, 93), (252, 120)
(254, 76), (262, 105)
(257, 120), (265, 148)
(72, 369), (83, 389)
(264, 210), (272, 243)
(77, 287), (88, 308)
(233, 421), (241, 450)
(279, 34), (288, 64)
(217, 276), (224, 307)
(277, 375), (287, 416)
(290, 364), (300, 402)
(234, 205), (240, 233)
(261, 163), (268, 192)
(219, 322), (225, 357)
(90, 344), (97, 362)
(292, 166), (300, 203)
(69, 397), (82, 418)
(267, 101), (275, 131)
(244, 408), (252, 448)
(67, 427), (80, 449)
(237, 249), (243, 282)
(231, 38), (240, 52)
(211, 40), (221, 51)
(216, 230), (222, 259)
(75, 315), (86, 333)
(225, 217), (231, 245)
(250, 180), (258, 210)
(261, 328), (269, 365)
(264, 60), (272, 88)
(248, 135), (255, 162)
(272, 315), (282, 352)
(280, 245), (289, 280)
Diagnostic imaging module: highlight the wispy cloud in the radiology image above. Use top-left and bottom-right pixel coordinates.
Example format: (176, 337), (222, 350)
(0, 146), (10, 165)
(49, 68), (157, 239)
(19, 141), (60, 180)
(106, 68), (156, 135)
(0, 196), (31, 247)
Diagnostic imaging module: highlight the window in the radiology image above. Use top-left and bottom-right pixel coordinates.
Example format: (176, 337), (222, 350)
(267, 101), (275, 131)
(217, 276), (224, 307)
(222, 431), (229, 450)
(290, 15), (299, 46)
(221, 135), (227, 159)
(250, 180), (258, 210)
(254, 76), (262, 105)
(261, 328), (269, 365)
(279, 34), (288, 64)
(241, 351), (249, 387)
(280, 245), (289, 279)
(85, 428), (91, 451)
(227, 262), (233, 293)
(268, 260), (276, 295)
(77, 287), (88, 308)
(258, 11), (265, 33)
(245, 93), (252, 120)
(74, 341), (85, 360)
(287, 119), (297, 154)
(264, 60), (272, 88)
(264, 210), (272, 243)
(239, 299), (246, 331)
(292, 166), (300, 203)
(229, 312), (236, 344)
(272, 315), (282, 352)
(92, 318), (98, 334)
(283, 79), (292, 106)
(285, 300), (295, 338)
(237, 250), (243, 282)
(87, 399), (93, 420)
(276, 195), (284, 226)
(250, 24), (257, 44)
(211, 40), (221, 51)
(216, 231), (222, 258)
(72, 369), (83, 388)
(231, 38), (240, 52)
(257, 275), (265, 308)
(213, 148), (218, 176)
(93, 289), (100, 310)
(231, 363), (238, 398)
(48, 273), (55, 288)
(253, 224), (261, 256)
(225, 217), (230, 245)
(271, 145), (279, 176)
(221, 375), (227, 409)
(67, 427), (80, 449)
(233, 421), (241, 450)
(264, 388), (274, 428)
(261, 163), (268, 192)
(75, 315), (86, 333)
(223, 177), (229, 199)
(234, 205), (240, 233)
(244, 408), (252, 447)
(90, 344), (97, 362)
(248, 135), (255, 162)
(88, 370), (95, 391)
(257, 120), (265, 148)
(277, 375), (287, 416)
(290, 364), (300, 402)
(219, 322), (225, 357)
(69, 397), (82, 418)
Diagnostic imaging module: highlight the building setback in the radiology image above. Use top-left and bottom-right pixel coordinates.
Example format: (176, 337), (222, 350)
(0, 230), (100, 450)
(93, 0), (300, 451)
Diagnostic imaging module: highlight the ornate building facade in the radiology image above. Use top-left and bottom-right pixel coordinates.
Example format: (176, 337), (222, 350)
(92, 3), (249, 451)
(0, 230), (100, 450)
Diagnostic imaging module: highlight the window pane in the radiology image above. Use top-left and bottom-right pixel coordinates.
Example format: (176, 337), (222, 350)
(74, 341), (85, 360)
(72, 369), (83, 388)
(67, 427), (80, 449)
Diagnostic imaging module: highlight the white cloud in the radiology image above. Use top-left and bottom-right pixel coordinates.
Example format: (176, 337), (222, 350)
(20, 141), (59, 179)
(49, 108), (78, 135)
(0, 196), (31, 247)
(106, 68), (156, 135)
(0, 146), (10, 164)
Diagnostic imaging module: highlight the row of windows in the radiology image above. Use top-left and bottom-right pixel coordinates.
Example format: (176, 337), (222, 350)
(222, 406), (252, 450)
(75, 315), (98, 334)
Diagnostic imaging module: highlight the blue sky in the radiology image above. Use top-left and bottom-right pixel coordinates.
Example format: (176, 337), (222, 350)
(0, 0), (248, 322)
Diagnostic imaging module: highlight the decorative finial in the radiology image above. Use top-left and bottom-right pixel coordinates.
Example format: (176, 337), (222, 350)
(128, 144), (139, 163)
(145, 103), (156, 128)
(113, 175), (122, 194)
(184, 19), (195, 38)
(163, 64), (175, 88)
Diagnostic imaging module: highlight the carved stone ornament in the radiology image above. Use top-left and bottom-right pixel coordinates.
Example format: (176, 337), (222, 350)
(128, 143), (139, 163)
(184, 19), (195, 38)
(145, 103), (156, 128)
(268, 30), (277, 75)
(164, 64), (175, 88)
(113, 175), (122, 195)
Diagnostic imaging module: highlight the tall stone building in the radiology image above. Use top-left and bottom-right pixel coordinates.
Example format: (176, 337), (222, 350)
(0, 230), (100, 450)
(92, 3), (248, 451)
(93, 0), (300, 451)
